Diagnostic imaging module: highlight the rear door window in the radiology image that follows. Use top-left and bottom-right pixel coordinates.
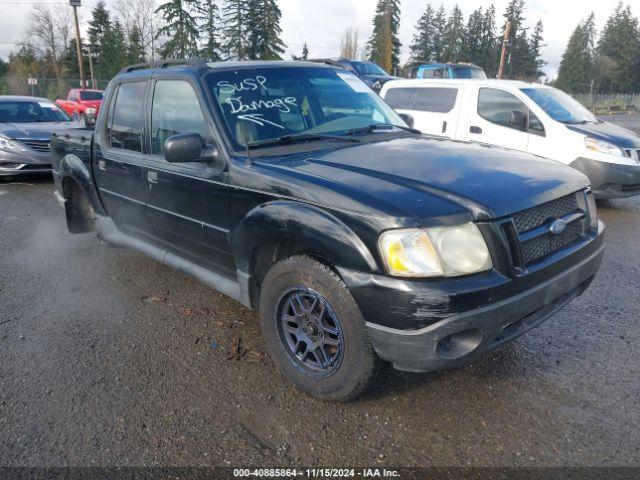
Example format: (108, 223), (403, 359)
(413, 88), (458, 113)
(384, 88), (417, 110)
(385, 87), (458, 113)
(108, 82), (146, 152)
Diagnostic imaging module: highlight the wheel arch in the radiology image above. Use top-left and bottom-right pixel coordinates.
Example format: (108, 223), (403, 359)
(58, 153), (106, 216)
(232, 200), (379, 307)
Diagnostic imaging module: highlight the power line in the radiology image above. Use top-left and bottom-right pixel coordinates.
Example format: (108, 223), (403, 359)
(0, 1), (97, 4)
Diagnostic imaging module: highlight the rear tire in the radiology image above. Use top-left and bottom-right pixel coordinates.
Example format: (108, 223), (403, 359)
(259, 255), (377, 401)
(65, 182), (95, 233)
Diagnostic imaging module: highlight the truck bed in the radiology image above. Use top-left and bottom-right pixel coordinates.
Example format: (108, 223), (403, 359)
(51, 128), (94, 175)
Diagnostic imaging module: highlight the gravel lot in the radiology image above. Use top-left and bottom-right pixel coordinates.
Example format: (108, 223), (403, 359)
(1, 116), (639, 468)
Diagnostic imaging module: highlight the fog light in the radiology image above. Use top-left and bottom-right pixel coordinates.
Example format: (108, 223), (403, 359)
(436, 329), (484, 360)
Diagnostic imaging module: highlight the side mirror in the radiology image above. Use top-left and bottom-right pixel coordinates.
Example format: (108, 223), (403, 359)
(508, 110), (525, 129)
(163, 132), (204, 163)
(398, 113), (414, 129)
(202, 143), (225, 170)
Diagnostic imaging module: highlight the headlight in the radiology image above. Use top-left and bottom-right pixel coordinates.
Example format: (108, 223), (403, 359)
(379, 223), (492, 278)
(585, 137), (623, 157)
(586, 192), (598, 229)
(0, 134), (26, 152)
(85, 108), (96, 115)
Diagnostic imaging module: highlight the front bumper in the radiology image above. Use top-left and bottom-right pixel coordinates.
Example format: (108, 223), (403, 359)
(340, 224), (605, 373)
(571, 157), (640, 199)
(366, 243), (603, 372)
(0, 149), (52, 177)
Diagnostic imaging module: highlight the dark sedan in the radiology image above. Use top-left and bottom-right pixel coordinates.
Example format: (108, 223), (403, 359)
(0, 96), (80, 178)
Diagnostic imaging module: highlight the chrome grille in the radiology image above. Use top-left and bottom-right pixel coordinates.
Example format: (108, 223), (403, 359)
(18, 139), (51, 153)
(512, 194), (579, 233)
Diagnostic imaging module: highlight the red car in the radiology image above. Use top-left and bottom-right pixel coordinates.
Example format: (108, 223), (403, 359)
(55, 89), (103, 127)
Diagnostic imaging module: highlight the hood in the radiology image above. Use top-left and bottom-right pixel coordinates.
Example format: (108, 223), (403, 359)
(0, 121), (79, 141)
(253, 136), (590, 226)
(566, 120), (640, 149)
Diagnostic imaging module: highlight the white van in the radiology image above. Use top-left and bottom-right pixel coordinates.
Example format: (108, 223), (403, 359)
(381, 79), (640, 199)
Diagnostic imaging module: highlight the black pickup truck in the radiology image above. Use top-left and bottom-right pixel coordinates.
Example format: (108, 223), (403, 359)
(51, 59), (604, 401)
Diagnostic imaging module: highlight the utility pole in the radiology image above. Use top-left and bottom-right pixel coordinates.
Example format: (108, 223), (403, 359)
(70, 0), (85, 88)
(498, 21), (511, 80)
(87, 44), (96, 89)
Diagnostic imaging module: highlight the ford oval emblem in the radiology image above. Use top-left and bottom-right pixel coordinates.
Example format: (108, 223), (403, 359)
(549, 219), (567, 235)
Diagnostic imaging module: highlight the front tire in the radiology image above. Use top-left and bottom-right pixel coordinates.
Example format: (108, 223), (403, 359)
(259, 256), (377, 401)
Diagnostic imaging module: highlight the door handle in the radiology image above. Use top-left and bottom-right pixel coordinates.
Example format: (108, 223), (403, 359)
(97, 159), (106, 171)
(469, 126), (482, 134)
(442, 121), (447, 134)
(147, 170), (158, 184)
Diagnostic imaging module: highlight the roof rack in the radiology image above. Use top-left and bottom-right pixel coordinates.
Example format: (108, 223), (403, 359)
(118, 58), (208, 74)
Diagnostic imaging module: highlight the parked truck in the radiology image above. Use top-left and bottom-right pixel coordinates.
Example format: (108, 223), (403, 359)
(55, 89), (104, 127)
(51, 59), (604, 401)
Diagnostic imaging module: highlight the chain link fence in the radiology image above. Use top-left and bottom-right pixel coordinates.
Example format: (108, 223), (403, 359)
(572, 93), (639, 114)
(1, 75), (638, 117)
(0, 76), (112, 100)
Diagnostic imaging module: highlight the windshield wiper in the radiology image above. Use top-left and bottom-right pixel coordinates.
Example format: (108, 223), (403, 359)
(346, 123), (421, 136)
(561, 119), (597, 125)
(247, 133), (361, 150)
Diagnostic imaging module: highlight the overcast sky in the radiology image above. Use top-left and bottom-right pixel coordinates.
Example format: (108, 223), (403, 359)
(0, 0), (632, 79)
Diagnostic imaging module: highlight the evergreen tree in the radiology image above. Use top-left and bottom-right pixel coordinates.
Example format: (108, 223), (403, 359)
(127, 26), (146, 64)
(479, 4), (499, 76)
(410, 3), (435, 61)
(156, 0), (201, 58)
(556, 21), (590, 93)
(221, 0), (248, 59)
(245, 0), (286, 60)
(64, 38), (89, 79)
(98, 21), (128, 78)
(199, 0), (222, 61)
(526, 20), (546, 79)
(367, 0), (402, 72)
(464, 6), (484, 64)
(502, 0), (531, 78)
(87, 1), (111, 62)
(442, 4), (466, 62)
(431, 4), (447, 62)
(597, 2), (640, 93)
(0, 58), (7, 95)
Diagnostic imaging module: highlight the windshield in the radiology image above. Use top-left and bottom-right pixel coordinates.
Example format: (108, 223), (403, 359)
(0, 101), (71, 123)
(206, 66), (405, 148)
(80, 90), (103, 101)
(521, 87), (597, 124)
(453, 67), (486, 79)
(352, 62), (388, 76)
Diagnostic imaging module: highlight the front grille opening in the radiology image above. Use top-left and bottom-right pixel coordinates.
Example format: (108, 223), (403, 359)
(520, 219), (583, 264)
(622, 183), (640, 193)
(512, 194), (579, 233)
(0, 162), (23, 169)
(18, 139), (51, 153)
(511, 193), (587, 266)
